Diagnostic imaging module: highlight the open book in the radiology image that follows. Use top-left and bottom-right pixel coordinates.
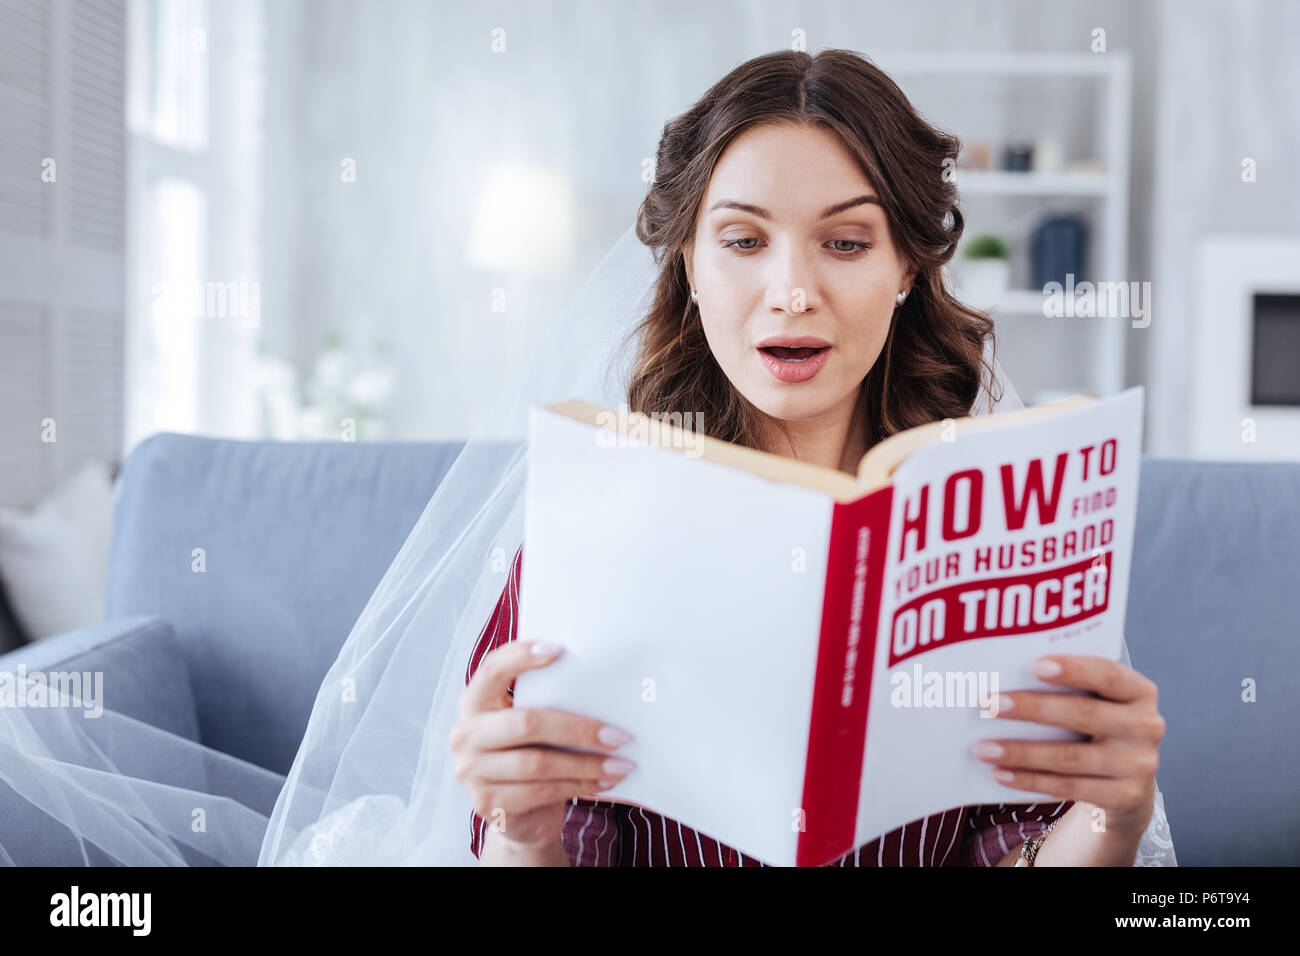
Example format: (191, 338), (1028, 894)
(514, 386), (1145, 866)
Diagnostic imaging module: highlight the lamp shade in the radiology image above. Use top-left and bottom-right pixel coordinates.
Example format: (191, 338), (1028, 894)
(466, 162), (575, 280)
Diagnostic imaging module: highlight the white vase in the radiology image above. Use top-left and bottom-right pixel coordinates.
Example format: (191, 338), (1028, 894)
(956, 258), (1011, 310)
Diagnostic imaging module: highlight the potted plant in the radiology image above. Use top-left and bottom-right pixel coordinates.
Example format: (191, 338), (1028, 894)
(956, 234), (1011, 309)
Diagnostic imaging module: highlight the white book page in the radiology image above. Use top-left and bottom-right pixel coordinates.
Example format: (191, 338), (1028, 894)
(513, 407), (834, 865)
(854, 387), (1145, 846)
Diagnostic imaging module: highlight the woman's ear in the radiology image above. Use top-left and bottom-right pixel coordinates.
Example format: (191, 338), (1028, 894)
(902, 264), (918, 297)
(681, 240), (696, 292)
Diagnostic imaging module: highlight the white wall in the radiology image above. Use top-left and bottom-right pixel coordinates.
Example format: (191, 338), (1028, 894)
(1143, 0), (1300, 456)
(143, 0), (1299, 453)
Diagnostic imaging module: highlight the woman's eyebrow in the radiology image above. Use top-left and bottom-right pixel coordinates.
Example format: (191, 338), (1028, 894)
(708, 194), (882, 220)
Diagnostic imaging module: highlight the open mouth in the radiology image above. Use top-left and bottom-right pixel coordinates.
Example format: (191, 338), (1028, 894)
(758, 346), (828, 364)
(756, 344), (832, 383)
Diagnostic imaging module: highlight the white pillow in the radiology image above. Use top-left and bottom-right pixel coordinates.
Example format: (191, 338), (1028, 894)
(0, 460), (114, 641)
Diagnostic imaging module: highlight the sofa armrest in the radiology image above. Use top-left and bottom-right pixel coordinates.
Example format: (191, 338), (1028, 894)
(0, 616), (199, 742)
(0, 616), (228, 864)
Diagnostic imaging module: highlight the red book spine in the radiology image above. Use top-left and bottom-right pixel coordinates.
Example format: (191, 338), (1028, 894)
(796, 486), (893, 866)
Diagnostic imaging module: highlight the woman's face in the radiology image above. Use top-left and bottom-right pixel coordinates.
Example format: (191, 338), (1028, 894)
(684, 122), (914, 439)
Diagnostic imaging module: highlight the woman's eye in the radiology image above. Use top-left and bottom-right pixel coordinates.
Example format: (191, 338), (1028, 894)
(721, 238), (870, 255)
(828, 239), (870, 255)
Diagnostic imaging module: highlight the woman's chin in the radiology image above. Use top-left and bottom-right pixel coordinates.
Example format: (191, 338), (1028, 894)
(748, 386), (840, 426)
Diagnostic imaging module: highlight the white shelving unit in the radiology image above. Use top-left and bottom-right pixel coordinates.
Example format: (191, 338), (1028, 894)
(875, 52), (1134, 400)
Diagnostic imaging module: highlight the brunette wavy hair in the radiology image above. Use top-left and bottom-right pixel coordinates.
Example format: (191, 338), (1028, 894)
(625, 48), (1001, 455)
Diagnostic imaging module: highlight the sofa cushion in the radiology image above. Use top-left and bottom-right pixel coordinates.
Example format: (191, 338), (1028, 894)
(0, 460), (114, 640)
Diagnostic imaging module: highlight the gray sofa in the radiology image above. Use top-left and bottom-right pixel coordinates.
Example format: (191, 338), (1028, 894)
(1, 435), (1297, 865)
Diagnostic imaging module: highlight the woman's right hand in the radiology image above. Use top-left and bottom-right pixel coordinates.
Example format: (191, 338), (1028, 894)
(450, 640), (636, 850)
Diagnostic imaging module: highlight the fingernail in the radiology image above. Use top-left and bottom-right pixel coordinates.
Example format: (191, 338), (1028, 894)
(992, 694), (1014, 713)
(598, 725), (632, 747)
(991, 769), (1016, 783)
(531, 642), (562, 657)
(970, 741), (1004, 760)
(602, 757), (635, 775)
(1029, 658), (1061, 678)
(596, 778), (618, 789)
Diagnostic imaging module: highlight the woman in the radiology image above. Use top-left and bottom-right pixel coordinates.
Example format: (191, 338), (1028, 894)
(0, 49), (1174, 869)
(452, 49), (1168, 867)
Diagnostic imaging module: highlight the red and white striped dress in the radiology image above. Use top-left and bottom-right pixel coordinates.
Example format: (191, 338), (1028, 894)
(466, 544), (1071, 866)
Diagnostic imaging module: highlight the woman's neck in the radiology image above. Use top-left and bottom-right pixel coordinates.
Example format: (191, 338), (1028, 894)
(760, 386), (869, 477)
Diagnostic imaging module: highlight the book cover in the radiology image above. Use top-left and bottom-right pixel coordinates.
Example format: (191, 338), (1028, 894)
(514, 386), (1145, 866)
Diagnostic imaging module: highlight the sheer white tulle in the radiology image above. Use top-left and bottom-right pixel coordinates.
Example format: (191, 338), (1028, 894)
(0, 224), (1176, 867)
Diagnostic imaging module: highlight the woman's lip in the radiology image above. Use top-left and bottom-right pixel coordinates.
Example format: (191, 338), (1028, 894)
(757, 345), (831, 383)
(757, 336), (831, 349)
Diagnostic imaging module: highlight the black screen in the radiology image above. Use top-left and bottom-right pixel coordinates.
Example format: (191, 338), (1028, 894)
(1250, 293), (1300, 406)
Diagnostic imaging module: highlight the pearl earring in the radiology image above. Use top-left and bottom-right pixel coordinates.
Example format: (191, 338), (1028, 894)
(690, 289), (699, 303)
(896, 291), (907, 305)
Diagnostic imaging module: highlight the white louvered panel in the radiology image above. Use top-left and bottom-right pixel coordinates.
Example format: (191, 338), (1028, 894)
(57, 306), (124, 470)
(0, 0), (127, 505)
(0, 300), (53, 506)
(0, 0), (54, 239)
(66, 0), (126, 253)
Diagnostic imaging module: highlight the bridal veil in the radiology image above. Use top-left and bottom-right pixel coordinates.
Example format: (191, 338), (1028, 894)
(0, 223), (1177, 867)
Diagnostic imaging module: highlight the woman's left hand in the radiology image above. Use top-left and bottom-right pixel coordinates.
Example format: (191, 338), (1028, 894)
(972, 654), (1165, 837)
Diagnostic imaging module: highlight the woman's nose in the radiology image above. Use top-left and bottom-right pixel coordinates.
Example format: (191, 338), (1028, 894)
(759, 270), (821, 316)
(765, 249), (819, 315)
